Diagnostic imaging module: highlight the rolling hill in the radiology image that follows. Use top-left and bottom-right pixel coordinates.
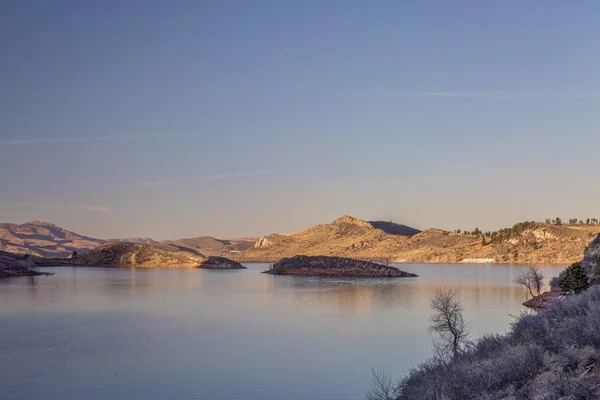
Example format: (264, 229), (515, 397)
(238, 215), (600, 264)
(0, 221), (105, 257)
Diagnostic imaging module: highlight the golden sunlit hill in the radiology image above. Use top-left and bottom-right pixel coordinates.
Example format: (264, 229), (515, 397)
(238, 216), (600, 264)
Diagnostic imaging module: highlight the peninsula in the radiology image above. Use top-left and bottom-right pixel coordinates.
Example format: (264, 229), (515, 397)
(38, 242), (244, 269)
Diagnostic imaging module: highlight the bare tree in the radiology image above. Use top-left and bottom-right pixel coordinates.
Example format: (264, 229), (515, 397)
(379, 256), (393, 267)
(366, 367), (396, 400)
(429, 288), (469, 360)
(514, 266), (544, 298)
(530, 266), (544, 296)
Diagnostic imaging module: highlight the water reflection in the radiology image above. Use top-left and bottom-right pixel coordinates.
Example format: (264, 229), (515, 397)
(0, 263), (567, 400)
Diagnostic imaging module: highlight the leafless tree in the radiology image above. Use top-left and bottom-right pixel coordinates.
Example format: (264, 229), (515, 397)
(429, 288), (469, 360)
(379, 256), (393, 266)
(514, 266), (544, 298)
(366, 367), (396, 400)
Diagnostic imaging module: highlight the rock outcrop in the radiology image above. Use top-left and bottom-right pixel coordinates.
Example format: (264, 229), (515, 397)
(198, 256), (246, 269)
(264, 255), (417, 277)
(522, 288), (563, 309)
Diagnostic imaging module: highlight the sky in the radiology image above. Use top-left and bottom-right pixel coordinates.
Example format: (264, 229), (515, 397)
(1, 0), (600, 240)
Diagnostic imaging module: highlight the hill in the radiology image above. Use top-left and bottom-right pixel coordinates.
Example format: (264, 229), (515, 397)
(3, 217), (600, 265)
(0, 221), (255, 259)
(0, 221), (105, 257)
(75, 242), (244, 269)
(239, 216), (600, 264)
(369, 220), (421, 236)
(162, 236), (256, 256)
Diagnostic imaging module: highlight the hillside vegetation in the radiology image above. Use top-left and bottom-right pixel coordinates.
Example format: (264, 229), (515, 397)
(392, 286), (600, 400)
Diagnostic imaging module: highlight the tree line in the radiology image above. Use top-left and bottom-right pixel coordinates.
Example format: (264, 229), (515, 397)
(545, 217), (600, 225)
(451, 217), (600, 243)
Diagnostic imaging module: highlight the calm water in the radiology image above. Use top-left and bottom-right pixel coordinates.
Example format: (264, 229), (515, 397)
(0, 263), (565, 400)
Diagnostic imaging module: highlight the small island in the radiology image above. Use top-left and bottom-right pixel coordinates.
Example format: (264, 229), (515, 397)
(263, 255), (418, 277)
(198, 256), (246, 270)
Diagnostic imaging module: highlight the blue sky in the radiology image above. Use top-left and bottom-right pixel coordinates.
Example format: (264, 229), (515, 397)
(1, 0), (600, 239)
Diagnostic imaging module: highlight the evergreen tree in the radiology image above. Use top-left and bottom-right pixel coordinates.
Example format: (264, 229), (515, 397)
(559, 263), (590, 294)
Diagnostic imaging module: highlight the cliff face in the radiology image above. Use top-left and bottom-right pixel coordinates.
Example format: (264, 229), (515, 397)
(264, 255), (417, 277)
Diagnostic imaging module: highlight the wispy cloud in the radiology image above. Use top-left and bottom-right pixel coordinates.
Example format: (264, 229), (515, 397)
(417, 91), (511, 100)
(3, 204), (111, 213)
(194, 171), (267, 182)
(0, 132), (190, 147)
(122, 180), (172, 188)
(120, 171), (267, 188)
(404, 90), (600, 100)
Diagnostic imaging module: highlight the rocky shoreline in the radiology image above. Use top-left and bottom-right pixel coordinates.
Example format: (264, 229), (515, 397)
(522, 289), (563, 309)
(0, 268), (50, 279)
(264, 255), (418, 277)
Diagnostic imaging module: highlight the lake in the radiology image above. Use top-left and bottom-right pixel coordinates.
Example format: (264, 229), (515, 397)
(0, 263), (565, 400)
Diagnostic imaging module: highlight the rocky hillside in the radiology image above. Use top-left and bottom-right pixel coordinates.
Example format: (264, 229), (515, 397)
(4, 217), (600, 265)
(162, 236), (256, 256)
(0, 221), (104, 257)
(198, 256), (246, 269)
(77, 242), (208, 268)
(240, 216), (600, 264)
(579, 234), (600, 274)
(369, 220), (421, 236)
(265, 255), (417, 277)
(0, 220), (255, 259)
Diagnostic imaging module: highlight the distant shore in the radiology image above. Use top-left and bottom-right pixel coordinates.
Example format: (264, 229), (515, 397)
(0, 268), (51, 279)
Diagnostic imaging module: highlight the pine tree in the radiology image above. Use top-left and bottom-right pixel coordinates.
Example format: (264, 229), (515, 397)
(559, 262), (590, 294)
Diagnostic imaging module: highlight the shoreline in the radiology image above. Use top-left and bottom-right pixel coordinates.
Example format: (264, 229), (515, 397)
(522, 289), (563, 309)
(0, 268), (52, 279)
